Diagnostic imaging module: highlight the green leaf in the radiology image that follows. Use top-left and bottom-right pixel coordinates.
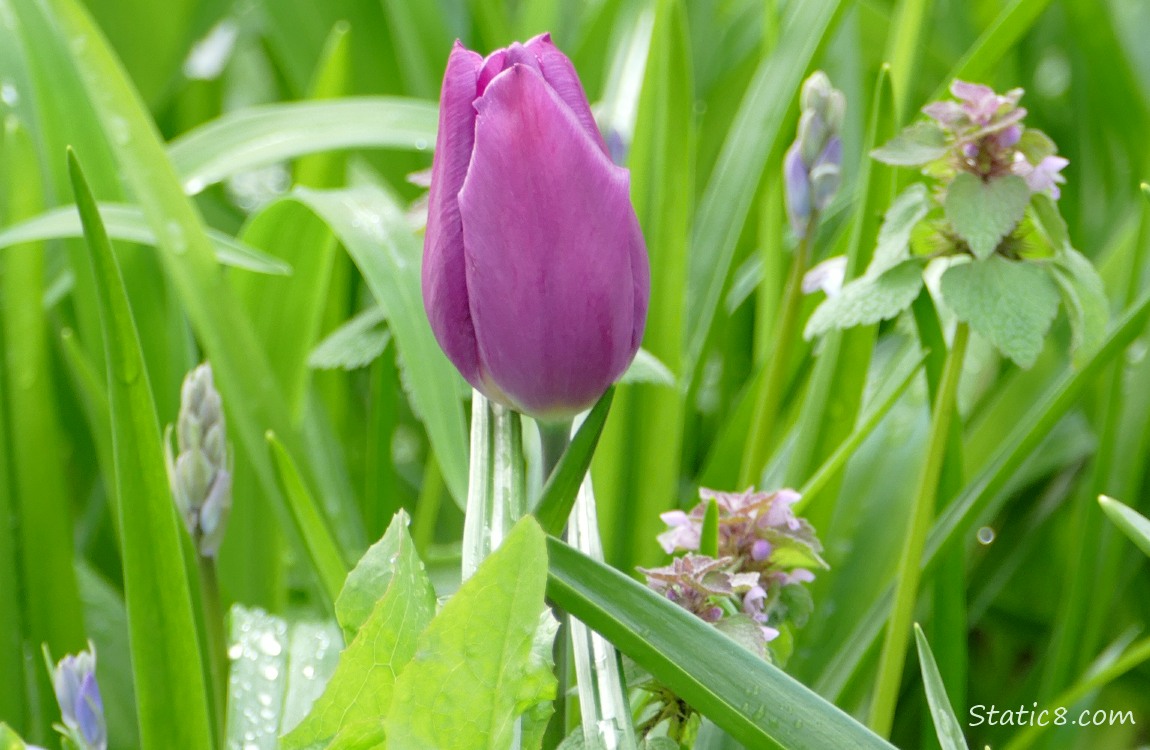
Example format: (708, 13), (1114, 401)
(545, 538), (896, 750)
(700, 498), (720, 558)
(226, 607), (344, 749)
(308, 308), (389, 371)
(386, 518), (554, 750)
(871, 122), (949, 166)
(1098, 495), (1150, 558)
(870, 184), (933, 275)
(939, 256), (1059, 368)
(1031, 194), (1109, 364)
(335, 509), (417, 639)
(168, 98), (438, 194)
(0, 204), (291, 275)
(283, 513), (435, 750)
(1016, 129), (1057, 165)
(944, 173), (1030, 260)
(328, 722), (387, 750)
(805, 260), (925, 338)
(618, 348), (676, 388)
(534, 389), (615, 536)
(914, 624), (970, 750)
(68, 150), (215, 750)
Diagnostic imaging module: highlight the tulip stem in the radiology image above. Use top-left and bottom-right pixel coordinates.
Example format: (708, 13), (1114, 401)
(197, 555), (228, 749)
(869, 322), (969, 737)
(739, 218), (817, 487)
(462, 392), (526, 580)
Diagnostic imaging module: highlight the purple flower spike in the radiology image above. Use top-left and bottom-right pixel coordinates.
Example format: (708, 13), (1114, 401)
(423, 35), (650, 419)
(50, 645), (107, 750)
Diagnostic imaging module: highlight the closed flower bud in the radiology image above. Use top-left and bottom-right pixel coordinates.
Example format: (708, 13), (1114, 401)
(422, 34), (650, 420)
(784, 72), (845, 239)
(167, 363), (231, 557)
(48, 644), (107, 750)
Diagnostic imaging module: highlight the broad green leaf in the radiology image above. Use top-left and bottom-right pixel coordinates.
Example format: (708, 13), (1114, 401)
(534, 389), (615, 536)
(805, 260), (925, 338)
(870, 184), (932, 275)
(328, 722), (387, 750)
(226, 607), (344, 749)
(334, 509), (416, 639)
(914, 624), (970, 750)
(545, 537), (896, 750)
(76, 563), (140, 749)
(266, 432), (349, 608)
(871, 122), (948, 166)
(308, 308), (389, 371)
(618, 348), (676, 388)
(684, 0), (843, 377)
(167, 98), (438, 194)
(939, 256), (1059, 368)
(1098, 495), (1150, 558)
(944, 173), (1030, 260)
(0, 204), (291, 274)
(386, 518), (554, 750)
(283, 514), (435, 750)
(286, 187), (469, 507)
(68, 150), (215, 750)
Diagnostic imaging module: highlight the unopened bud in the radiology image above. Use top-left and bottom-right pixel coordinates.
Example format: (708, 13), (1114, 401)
(167, 363), (231, 557)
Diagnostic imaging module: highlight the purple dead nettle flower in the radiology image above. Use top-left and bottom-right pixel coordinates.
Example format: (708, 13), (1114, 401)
(784, 72), (845, 239)
(166, 363), (231, 558)
(923, 80), (1068, 197)
(651, 487), (826, 645)
(658, 487), (826, 577)
(422, 34), (649, 420)
(48, 645), (107, 750)
(639, 555), (760, 624)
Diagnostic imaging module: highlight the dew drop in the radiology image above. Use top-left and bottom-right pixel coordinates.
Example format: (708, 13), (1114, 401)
(257, 632), (282, 656)
(0, 81), (17, 106)
(228, 643), (244, 660)
(301, 665), (315, 679)
(262, 665), (279, 681)
(977, 526), (996, 545)
(414, 138), (428, 151)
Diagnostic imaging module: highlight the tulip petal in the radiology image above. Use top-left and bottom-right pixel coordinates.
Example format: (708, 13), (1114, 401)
(459, 63), (648, 416)
(524, 33), (608, 154)
(423, 42), (484, 387)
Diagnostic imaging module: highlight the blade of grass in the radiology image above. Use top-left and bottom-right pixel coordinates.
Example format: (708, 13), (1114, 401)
(1097, 495), (1150, 557)
(0, 203), (292, 274)
(534, 388), (615, 536)
(546, 537), (897, 750)
(266, 431), (349, 607)
(0, 282), (26, 738)
(69, 148), (215, 750)
(167, 98), (438, 194)
(913, 624), (970, 750)
(1, 117), (86, 741)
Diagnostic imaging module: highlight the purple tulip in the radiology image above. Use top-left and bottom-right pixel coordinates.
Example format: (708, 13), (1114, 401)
(422, 34), (649, 419)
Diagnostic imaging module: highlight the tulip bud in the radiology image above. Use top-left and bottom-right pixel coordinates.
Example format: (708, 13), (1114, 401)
(47, 644), (107, 750)
(422, 34), (650, 420)
(166, 363), (231, 557)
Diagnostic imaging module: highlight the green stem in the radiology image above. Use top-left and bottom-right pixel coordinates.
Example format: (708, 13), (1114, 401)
(198, 556), (228, 749)
(739, 221), (815, 487)
(869, 323), (969, 737)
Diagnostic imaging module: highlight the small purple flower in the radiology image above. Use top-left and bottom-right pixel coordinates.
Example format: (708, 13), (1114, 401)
(1014, 154), (1069, 199)
(641, 555), (759, 622)
(741, 585), (781, 642)
(422, 35), (650, 419)
(49, 645), (107, 750)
